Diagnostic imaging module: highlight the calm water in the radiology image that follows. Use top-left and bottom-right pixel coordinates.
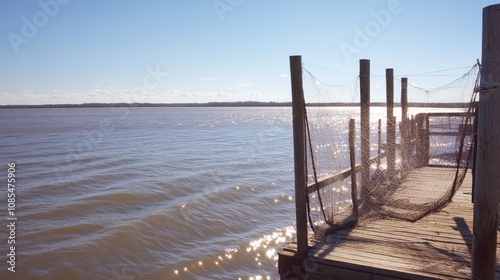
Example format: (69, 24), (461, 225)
(0, 106), (464, 280)
(0, 107), (298, 280)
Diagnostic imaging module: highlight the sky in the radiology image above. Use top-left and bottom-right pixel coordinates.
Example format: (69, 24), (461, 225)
(0, 0), (498, 105)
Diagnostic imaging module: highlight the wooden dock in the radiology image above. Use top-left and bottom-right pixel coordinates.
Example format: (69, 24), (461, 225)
(278, 166), (500, 279)
(283, 8), (500, 276)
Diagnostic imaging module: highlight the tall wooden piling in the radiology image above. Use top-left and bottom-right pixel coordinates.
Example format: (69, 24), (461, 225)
(472, 4), (500, 279)
(401, 78), (408, 122)
(378, 119), (382, 156)
(386, 68), (396, 177)
(410, 115), (415, 156)
(360, 59), (371, 196)
(401, 77), (409, 168)
(290, 55), (308, 256)
(415, 114), (429, 166)
(349, 119), (359, 222)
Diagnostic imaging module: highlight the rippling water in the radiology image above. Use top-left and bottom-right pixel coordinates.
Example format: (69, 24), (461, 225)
(0, 107), (300, 280)
(0, 106), (464, 280)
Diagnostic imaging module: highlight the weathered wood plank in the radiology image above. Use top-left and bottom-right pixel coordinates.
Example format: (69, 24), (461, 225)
(306, 152), (386, 194)
(309, 247), (470, 279)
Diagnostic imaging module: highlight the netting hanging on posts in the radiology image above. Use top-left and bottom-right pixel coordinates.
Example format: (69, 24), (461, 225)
(303, 63), (480, 238)
(302, 68), (361, 233)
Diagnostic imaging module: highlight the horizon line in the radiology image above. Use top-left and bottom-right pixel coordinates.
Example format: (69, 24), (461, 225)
(0, 101), (474, 109)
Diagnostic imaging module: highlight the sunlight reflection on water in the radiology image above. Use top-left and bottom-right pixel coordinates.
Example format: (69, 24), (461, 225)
(171, 225), (296, 279)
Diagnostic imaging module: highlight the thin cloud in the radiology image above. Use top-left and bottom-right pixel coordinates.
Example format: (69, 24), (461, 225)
(198, 77), (217, 82)
(280, 73), (288, 78)
(90, 88), (111, 94)
(237, 82), (255, 88)
(22, 93), (37, 98)
(240, 90), (263, 97)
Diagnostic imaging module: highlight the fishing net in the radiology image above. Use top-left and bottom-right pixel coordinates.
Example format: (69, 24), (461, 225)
(302, 62), (480, 237)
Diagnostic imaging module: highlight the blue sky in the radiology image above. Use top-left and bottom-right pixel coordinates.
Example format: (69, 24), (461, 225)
(0, 0), (497, 105)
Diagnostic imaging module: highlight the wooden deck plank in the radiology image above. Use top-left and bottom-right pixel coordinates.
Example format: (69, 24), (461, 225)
(309, 244), (468, 274)
(279, 167), (500, 279)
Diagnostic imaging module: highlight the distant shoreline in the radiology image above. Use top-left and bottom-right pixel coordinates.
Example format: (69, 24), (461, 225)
(0, 101), (473, 109)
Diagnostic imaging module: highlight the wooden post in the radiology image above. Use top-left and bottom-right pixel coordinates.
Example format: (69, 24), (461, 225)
(472, 106), (478, 204)
(424, 115), (430, 165)
(416, 114), (421, 165)
(386, 68), (396, 177)
(416, 114), (425, 166)
(391, 116), (396, 165)
(349, 119), (359, 222)
(290, 55), (308, 256)
(410, 115), (415, 160)
(401, 77), (409, 168)
(360, 59), (371, 197)
(401, 78), (408, 123)
(377, 119), (381, 154)
(472, 4), (500, 279)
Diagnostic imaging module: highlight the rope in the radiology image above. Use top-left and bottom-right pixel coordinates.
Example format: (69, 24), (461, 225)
(304, 63), (475, 78)
(401, 64), (479, 94)
(304, 104), (329, 228)
(303, 67), (359, 87)
(400, 65), (475, 77)
(303, 100), (317, 234)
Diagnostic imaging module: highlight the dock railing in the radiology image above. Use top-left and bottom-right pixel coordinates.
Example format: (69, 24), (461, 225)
(413, 112), (476, 167)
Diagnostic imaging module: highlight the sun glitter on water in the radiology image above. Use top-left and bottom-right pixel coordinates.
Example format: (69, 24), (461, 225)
(171, 225), (296, 279)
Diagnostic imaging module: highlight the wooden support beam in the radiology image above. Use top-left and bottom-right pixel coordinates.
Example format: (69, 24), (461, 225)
(401, 77), (409, 169)
(410, 115), (415, 158)
(417, 114), (430, 166)
(415, 113), (429, 166)
(416, 114), (423, 165)
(386, 68), (396, 177)
(290, 55), (308, 256)
(306, 152), (386, 194)
(360, 59), (371, 197)
(472, 107), (478, 204)
(387, 116), (396, 175)
(378, 119), (382, 156)
(349, 119), (359, 222)
(401, 77), (408, 122)
(472, 4), (500, 279)
(424, 115), (430, 164)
